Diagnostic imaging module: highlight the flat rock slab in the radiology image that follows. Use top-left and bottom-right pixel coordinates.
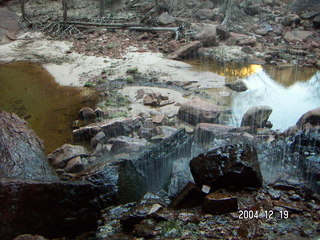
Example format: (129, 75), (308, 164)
(202, 192), (238, 214)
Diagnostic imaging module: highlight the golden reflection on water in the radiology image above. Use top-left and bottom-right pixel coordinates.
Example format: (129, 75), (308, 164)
(0, 61), (97, 154)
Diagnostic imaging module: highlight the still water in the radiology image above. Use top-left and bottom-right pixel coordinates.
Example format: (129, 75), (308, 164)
(0, 61), (96, 153)
(188, 60), (320, 131)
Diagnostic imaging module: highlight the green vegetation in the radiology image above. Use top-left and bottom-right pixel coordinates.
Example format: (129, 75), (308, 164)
(107, 111), (128, 119)
(99, 90), (130, 107)
(126, 67), (139, 75)
(84, 81), (94, 87)
(126, 76), (135, 84)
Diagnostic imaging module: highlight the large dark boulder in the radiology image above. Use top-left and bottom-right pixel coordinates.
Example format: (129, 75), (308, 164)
(240, 106), (272, 128)
(189, 143), (263, 190)
(291, 128), (320, 154)
(76, 159), (147, 204)
(0, 178), (108, 240)
(0, 111), (56, 180)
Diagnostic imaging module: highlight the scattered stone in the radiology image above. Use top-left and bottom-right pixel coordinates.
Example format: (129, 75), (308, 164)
(178, 98), (222, 125)
(313, 15), (320, 28)
(189, 143), (263, 189)
(241, 46), (254, 54)
(201, 185), (211, 194)
(194, 24), (218, 47)
(47, 144), (89, 169)
(158, 12), (176, 25)
(95, 107), (105, 117)
(91, 131), (107, 148)
(202, 192), (238, 215)
(225, 79), (248, 92)
(296, 107), (320, 129)
(79, 107), (96, 119)
(168, 41), (203, 60)
(267, 188), (282, 200)
(301, 11), (319, 19)
(169, 182), (204, 209)
(240, 105), (272, 128)
(101, 117), (142, 138)
(284, 30), (313, 42)
(143, 92), (170, 106)
(73, 123), (102, 140)
(238, 38), (256, 47)
(281, 14), (301, 26)
(0, 111), (57, 180)
(152, 114), (166, 124)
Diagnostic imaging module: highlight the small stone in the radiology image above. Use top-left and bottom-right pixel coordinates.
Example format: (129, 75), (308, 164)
(290, 194), (301, 201)
(152, 114), (166, 124)
(225, 80), (248, 92)
(79, 107), (96, 119)
(202, 192), (238, 215)
(201, 185), (211, 194)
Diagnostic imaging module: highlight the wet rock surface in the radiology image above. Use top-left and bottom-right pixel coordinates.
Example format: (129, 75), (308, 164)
(190, 143), (263, 190)
(0, 111), (57, 180)
(241, 105), (273, 129)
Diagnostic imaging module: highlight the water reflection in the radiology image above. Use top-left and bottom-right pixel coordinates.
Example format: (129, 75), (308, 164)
(230, 69), (320, 131)
(0, 61), (97, 153)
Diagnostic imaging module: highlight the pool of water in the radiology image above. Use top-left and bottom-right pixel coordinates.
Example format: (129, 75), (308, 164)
(0, 61), (97, 154)
(187, 59), (320, 131)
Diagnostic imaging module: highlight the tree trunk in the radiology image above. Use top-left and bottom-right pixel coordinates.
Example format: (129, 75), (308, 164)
(99, 0), (105, 18)
(222, 0), (235, 27)
(62, 0), (68, 22)
(20, 0), (26, 20)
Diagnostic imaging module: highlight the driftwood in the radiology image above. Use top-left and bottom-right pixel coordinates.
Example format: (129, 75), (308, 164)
(63, 21), (141, 28)
(129, 26), (182, 40)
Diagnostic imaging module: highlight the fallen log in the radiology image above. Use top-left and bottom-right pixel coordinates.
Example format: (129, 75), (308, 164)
(63, 21), (141, 28)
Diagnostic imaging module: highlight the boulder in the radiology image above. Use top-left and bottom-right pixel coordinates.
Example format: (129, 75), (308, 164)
(168, 41), (203, 60)
(0, 111), (56, 180)
(296, 107), (320, 129)
(73, 123), (102, 140)
(110, 136), (147, 155)
(281, 14), (301, 26)
(47, 144), (89, 169)
(202, 192), (238, 214)
(91, 131), (107, 148)
(65, 156), (85, 173)
(284, 30), (313, 42)
(79, 107), (96, 119)
(0, 8), (20, 33)
(194, 24), (218, 47)
(189, 143), (263, 189)
(238, 37), (256, 47)
(169, 182), (204, 209)
(195, 8), (215, 19)
(194, 123), (238, 143)
(101, 117), (142, 138)
(158, 12), (176, 25)
(0, 178), (108, 240)
(77, 159), (147, 204)
(216, 25), (230, 40)
(225, 79), (248, 92)
(240, 106), (272, 128)
(178, 98), (222, 125)
(291, 128), (320, 155)
(13, 234), (47, 240)
(313, 15), (320, 28)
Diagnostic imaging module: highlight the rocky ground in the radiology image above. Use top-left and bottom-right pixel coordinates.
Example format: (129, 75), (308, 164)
(0, 0), (320, 239)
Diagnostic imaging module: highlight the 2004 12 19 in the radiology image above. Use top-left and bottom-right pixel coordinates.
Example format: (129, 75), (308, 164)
(238, 210), (289, 219)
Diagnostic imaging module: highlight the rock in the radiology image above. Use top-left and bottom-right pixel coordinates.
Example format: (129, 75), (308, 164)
(244, 5), (260, 15)
(169, 182), (204, 209)
(194, 24), (218, 47)
(134, 129), (193, 192)
(65, 156), (85, 173)
(77, 159), (147, 204)
(95, 107), (105, 117)
(91, 131), (107, 148)
(301, 11), (319, 19)
(281, 14), (301, 26)
(0, 178), (108, 240)
(241, 46), (254, 54)
(168, 41), (203, 60)
(47, 144), (89, 169)
(202, 192), (238, 214)
(79, 107), (96, 119)
(0, 111), (56, 180)
(195, 8), (214, 20)
(216, 25), (230, 40)
(284, 30), (313, 42)
(225, 79), (248, 92)
(152, 114), (166, 124)
(178, 98), (222, 125)
(194, 123), (238, 143)
(110, 136), (147, 155)
(189, 143), (263, 189)
(143, 92), (169, 106)
(73, 123), (101, 140)
(13, 234), (48, 240)
(240, 106), (273, 128)
(296, 107), (320, 129)
(313, 15), (320, 28)
(0, 8), (20, 33)
(101, 117), (142, 138)
(238, 38), (256, 47)
(291, 128), (320, 154)
(158, 12), (176, 25)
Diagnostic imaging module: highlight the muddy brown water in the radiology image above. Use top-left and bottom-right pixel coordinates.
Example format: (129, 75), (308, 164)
(0, 61), (97, 154)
